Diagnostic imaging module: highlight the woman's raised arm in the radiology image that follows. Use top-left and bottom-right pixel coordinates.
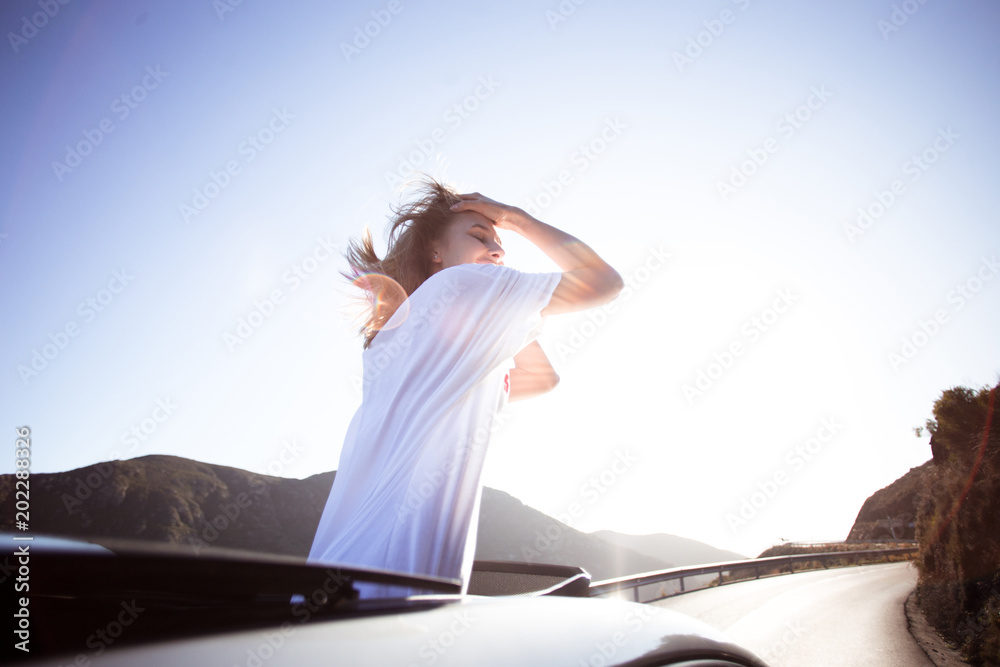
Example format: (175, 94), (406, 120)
(450, 194), (623, 316)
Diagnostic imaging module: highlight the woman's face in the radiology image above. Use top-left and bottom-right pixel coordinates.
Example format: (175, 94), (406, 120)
(431, 211), (505, 272)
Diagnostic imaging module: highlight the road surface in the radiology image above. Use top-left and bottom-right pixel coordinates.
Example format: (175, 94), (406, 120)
(651, 561), (931, 666)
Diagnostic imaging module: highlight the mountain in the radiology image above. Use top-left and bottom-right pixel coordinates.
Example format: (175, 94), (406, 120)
(593, 530), (748, 565)
(476, 487), (672, 580)
(0, 455), (674, 581)
(0, 454), (332, 557)
(846, 460), (934, 542)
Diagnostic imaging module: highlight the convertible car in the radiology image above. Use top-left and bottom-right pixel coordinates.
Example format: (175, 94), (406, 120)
(6, 534), (770, 666)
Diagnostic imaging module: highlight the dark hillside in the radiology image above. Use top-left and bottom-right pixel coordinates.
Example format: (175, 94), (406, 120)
(846, 461), (935, 542)
(1, 454), (687, 581)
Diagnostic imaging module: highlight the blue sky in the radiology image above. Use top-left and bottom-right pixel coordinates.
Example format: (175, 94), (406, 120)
(2, 0), (999, 558)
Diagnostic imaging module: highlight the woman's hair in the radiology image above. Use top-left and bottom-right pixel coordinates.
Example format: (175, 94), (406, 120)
(343, 178), (462, 349)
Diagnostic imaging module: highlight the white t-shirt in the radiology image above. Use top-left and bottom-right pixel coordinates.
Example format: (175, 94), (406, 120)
(307, 263), (563, 598)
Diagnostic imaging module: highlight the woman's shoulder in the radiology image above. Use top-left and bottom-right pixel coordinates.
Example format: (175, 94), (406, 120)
(437, 262), (519, 280)
(416, 263), (520, 295)
(409, 263), (560, 313)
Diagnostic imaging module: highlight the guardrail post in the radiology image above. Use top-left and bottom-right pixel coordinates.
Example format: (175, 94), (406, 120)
(788, 557), (794, 574)
(679, 576), (685, 592)
(718, 566), (723, 587)
(633, 585), (639, 603)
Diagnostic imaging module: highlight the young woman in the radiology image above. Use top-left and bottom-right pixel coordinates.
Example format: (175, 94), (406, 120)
(307, 179), (622, 598)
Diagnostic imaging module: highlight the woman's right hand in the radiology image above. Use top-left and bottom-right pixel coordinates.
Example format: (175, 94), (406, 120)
(449, 193), (536, 233)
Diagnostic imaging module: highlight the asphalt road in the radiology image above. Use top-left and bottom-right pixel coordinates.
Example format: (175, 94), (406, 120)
(651, 561), (931, 666)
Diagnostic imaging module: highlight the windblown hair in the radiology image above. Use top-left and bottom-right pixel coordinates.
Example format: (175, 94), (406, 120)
(343, 178), (463, 349)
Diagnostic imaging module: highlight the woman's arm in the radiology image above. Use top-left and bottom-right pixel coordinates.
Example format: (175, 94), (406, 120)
(507, 341), (559, 402)
(450, 194), (623, 316)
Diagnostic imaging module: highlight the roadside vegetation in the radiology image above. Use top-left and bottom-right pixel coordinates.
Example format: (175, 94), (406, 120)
(915, 381), (999, 666)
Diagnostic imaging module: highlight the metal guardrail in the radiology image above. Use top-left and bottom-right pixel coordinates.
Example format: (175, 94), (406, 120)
(588, 547), (918, 603)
